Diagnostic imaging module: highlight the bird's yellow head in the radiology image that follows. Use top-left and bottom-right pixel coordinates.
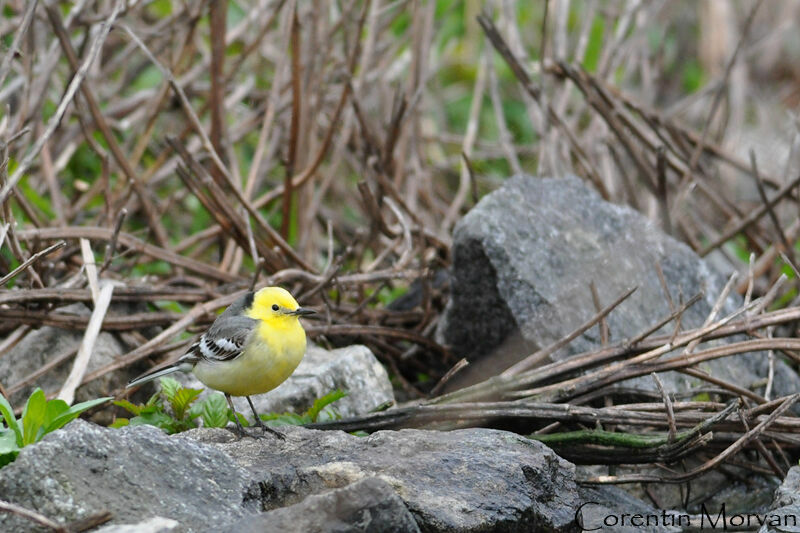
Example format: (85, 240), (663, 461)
(246, 286), (315, 325)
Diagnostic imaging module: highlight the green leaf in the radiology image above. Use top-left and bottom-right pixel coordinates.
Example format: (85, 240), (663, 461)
(0, 394), (22, 447)
(138, 404), (161, 415)
(42, 399), (70, 432)
(201, 394), (229, 428)
(21, 389), (47, 446)
(255, 390), (349, 428)
(18, 179), (55, 218)
(0, 451), (19, 468)
(43, 397), (111, 434)
(146, 0), (172, 17)
(187, 402), (204, 421)
(0, 430), (19, 467)
(314, 407), (341, 423)
(159, 378), (181, 403)
(0, 428), (21, 462)
(682, 59), (705, 93)
(155, 300), (185, 314)
(129, 64), (163, 92)
(113, 399), (143, 416)
(130, 411), (176, 432)
(169, 388), (202, 420)
(582, 16), (605, 73)
(306, 390), (347, 423)
(230, 411), (250, 428)
(260, 412), (307, 426)
(167, 418), (196, 434)
(145, 392), (162, 408)
(109, 418), (130, 429)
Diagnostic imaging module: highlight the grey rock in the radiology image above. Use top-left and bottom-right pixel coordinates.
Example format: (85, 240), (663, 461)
(771, 467), (800, 509)
(185, 425), (579, 532)
(174, 344), (394, 420)
(438, 174), (800, 397)
(0, 419), (588, 532)
(226, 477), (420, 533)
(0, 420), (253, 533)
(759, 507), (800, 533)
(761, 467), (800, 532)
(0, 303), (137, 406)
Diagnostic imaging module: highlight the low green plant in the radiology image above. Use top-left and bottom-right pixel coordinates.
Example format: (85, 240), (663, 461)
(260, 389), (348, 426)
(112, 378), (349, 434)
(111, 377), (232, 434)
(0, 388), (110, 468)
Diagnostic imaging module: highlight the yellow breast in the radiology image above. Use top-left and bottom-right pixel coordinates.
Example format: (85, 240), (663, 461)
(192, 321), (307, 397)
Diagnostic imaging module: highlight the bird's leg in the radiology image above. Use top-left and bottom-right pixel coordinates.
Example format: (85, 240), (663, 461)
(224, 393), (247, 439)
(246, 396), (284, 440)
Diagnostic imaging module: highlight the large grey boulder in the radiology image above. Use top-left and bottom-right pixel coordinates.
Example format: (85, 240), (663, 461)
(0, 420), (589, 532)
(438, 174), (800, 396)
(185, 425), (580, 532)
(0, 420), (253, 533)
(226, 477), (420, 533)
(172, 343), (394, 419)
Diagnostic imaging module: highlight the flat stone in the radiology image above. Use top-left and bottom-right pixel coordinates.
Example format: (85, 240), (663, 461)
(185, 425), (580, 532)
(0, 418), (680, 532)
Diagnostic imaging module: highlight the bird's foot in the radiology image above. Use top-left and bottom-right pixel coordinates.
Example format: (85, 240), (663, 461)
(227, 423), (284, 440)
(227, 424), (248, 441)
(255, 420), (285, 440)
(244, 396), (285, 440)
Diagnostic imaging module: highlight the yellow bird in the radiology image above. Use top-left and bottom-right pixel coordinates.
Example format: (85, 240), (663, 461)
(127, 286), (315, 439)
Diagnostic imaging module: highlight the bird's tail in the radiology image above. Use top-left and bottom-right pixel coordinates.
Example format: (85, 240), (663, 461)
(127, 362), (193, 389)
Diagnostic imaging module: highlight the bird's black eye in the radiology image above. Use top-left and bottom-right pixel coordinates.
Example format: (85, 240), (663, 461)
(271, 304), (279, 311)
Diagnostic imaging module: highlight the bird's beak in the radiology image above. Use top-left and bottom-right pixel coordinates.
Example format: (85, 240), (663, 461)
(290, 307), (316, 316)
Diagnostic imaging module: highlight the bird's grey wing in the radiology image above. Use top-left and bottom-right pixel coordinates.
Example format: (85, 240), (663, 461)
(187, 315), (258, 362)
